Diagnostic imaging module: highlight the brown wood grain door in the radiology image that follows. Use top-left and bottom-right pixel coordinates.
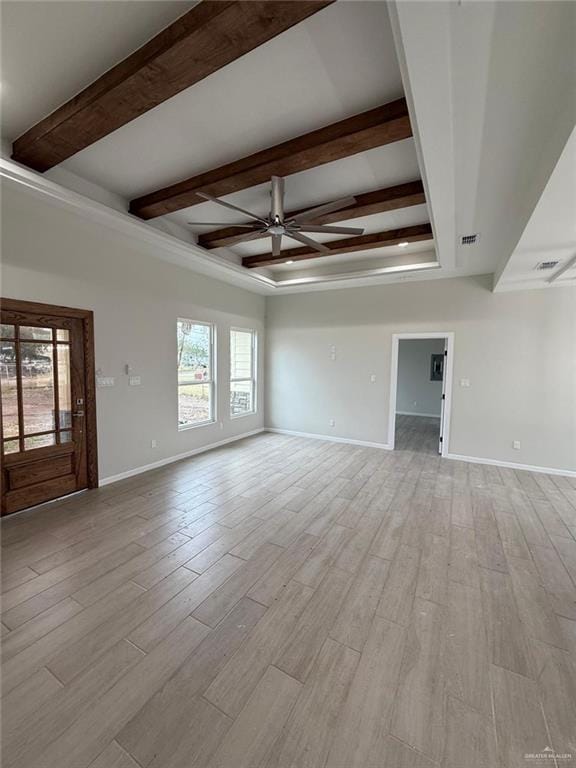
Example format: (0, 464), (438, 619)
(1, 300), (98, 515)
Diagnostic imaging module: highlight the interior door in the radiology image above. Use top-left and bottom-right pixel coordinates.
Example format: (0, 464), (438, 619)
(438, 339), (448, 455)
(1, 304), (94, 515)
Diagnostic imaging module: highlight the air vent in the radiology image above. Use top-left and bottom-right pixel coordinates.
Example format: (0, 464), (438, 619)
(535, 260), (560, 271)
(461, 234), (479, 245)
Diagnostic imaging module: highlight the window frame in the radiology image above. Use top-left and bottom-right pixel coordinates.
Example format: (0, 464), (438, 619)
(229, 327), (257, 419)
(177, 319), (216, 431)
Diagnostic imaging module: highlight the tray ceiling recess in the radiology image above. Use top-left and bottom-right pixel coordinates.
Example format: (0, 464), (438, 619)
(8, 0), (435, 285)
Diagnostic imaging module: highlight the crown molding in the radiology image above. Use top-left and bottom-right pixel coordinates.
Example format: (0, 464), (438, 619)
(1, 157), (276, 295)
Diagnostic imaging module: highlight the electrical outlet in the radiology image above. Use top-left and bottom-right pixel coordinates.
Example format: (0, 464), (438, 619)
(330, 345), (336, 361)
(97, 376), (115, 387)
(329, 419), (335, 427)
(151, 439), (157, 449)
(370, 374), (377, 383)
(513, 440), (521, 450)
(460, 378), (471, 388)
(129, 376), (141, 386)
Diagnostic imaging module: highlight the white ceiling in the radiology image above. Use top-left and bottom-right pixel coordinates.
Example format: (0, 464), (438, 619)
(447, 0), (576, 285)
(2, 0), (573, 295)
(59, 1), (406, 199)
(1, 0), (434, 286)
(0, 1), (195, 142)
(497, 128), (576, 290)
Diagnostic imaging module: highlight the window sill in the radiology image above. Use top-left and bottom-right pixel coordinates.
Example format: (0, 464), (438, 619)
(178, 420), (216, 432)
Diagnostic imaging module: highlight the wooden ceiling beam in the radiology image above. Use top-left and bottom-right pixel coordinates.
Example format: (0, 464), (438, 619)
(11, 0), (335, 172)
(198, 180), (425, 248)
(130, 98), (413, 219)
(242, 223), (433, 268)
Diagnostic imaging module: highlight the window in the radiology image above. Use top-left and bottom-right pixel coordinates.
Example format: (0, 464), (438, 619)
(177, 320), (215, 428)
(230, 328), (256, 417)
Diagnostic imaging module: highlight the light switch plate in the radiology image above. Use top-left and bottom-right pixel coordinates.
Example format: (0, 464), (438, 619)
(97, 377), (115, 388)
(129, 376), (141, 386)
(460, 378), (470, 388)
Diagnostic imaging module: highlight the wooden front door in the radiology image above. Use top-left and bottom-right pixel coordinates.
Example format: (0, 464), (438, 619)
(1, 299), (98, 515)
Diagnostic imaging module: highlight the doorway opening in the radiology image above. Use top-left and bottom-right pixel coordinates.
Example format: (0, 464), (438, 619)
(388, 332), (454, 456)
(1, 298), (98, 515)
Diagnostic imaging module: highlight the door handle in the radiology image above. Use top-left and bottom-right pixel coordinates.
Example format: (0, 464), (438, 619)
(73, 411), (84, 417)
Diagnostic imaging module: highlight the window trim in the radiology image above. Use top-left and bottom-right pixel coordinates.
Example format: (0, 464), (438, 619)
(230, 327), (257, 419)
(177, 319), (216, 431)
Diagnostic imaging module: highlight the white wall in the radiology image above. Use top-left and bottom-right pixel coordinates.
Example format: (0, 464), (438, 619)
(1, 183), (266, 481)
(4, 183), (575, 479)
(265, 275), (576, 473)
(396, 338), (444, 417)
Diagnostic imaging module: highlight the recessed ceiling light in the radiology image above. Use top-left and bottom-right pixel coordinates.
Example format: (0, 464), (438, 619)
(398, 242), (409, 248)
(285, 260), (294, 264)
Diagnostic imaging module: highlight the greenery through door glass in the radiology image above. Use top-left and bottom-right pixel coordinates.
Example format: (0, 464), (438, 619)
(1, 327), (72, 453)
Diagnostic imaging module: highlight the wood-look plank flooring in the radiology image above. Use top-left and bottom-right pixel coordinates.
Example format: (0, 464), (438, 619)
(395, 414), (441, 455)
(2, 432), (576, 767)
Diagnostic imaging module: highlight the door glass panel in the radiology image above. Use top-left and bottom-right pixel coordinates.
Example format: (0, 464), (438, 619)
(57, 345), (72, 428)
(60, 430), (72, 443)
(20, 326), (53, 341)
(1, 324), (15, 339)
(21, 343), (55, 433)
(1, 341), (19, 437)
(3, 439), (19, 454)
(56, 329), (70, 342)
(24, 433), (56, 450)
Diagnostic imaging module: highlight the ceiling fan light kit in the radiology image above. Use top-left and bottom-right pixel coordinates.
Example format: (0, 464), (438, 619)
(189, 176), (365, 263)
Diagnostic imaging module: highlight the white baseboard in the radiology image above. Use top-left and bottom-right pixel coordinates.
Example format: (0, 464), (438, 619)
(265, 427), (392, 451)
(266, 429), (575, 478)
(100, 428), (266, 486)
(446, 452), (576, 479)
(396, 411), (441, 419)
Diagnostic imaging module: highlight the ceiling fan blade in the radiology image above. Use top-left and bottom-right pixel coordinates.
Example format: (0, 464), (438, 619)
(272, 233), (282, 258)
(224, 230), (269, 247)
(290, 196), (357, 224)
(187, 222), (258, 227)
(295, 225), (364, 235)
(285, 231), (330, 253)
(271, 176), (284, 220)
(196, 192), (267, 224)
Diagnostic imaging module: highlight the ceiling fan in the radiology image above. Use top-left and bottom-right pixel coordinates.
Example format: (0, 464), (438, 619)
(188, 176), (364, 258)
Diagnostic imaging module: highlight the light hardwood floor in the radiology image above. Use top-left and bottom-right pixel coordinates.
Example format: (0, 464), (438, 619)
(395, 414), (441, 455)
(2, 432), (576, 768)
